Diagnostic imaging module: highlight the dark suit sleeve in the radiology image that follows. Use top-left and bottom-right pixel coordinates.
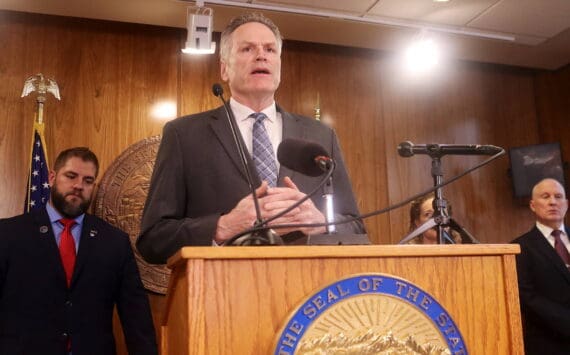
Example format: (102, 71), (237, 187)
(137, 121), (220, 264)
(515, 238), (570, 338)
(0, 220), (6, 302)
(116, 232), (158, 355)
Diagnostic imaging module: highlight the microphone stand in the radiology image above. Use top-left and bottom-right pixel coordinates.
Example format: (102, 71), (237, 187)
(229, 146), (503, 243)
(399, 153), (479, 245)
(213, 85), (282, 246)
(322, 164), (336, 233)
(306, 160), (369, 245)
(224, 157), (369, 246)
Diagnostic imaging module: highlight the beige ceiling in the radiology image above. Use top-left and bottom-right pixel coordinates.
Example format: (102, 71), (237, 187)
(1, 0), (569, 70)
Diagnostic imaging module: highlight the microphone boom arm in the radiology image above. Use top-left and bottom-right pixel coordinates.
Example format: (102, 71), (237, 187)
(257, 147), (505, 237)
(212, 84), (281, 246)
(217, 91), (264, 225)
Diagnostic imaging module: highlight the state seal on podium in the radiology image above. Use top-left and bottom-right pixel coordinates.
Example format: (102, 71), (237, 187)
(273, 274), (466, 355)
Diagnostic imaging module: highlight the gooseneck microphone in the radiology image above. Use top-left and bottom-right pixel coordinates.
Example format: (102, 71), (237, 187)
(212, 83), (281, 246)
(398, 141), (503, 158)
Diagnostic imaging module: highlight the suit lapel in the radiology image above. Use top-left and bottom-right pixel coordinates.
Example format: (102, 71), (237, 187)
(531, 227), (570, 283)
(279, 108), (304, 182)
(32, 209), (68, 287)
(209, 106), (260, 185)
(71, 214), (98, 288)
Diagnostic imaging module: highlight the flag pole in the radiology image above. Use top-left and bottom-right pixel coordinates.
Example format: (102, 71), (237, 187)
(21, 73), (61, 212)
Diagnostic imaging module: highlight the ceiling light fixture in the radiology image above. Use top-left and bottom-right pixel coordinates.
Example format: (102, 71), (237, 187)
(184, 0), (515, 42)
(182, 1), (216, 55)
(405, 34), (440, 74)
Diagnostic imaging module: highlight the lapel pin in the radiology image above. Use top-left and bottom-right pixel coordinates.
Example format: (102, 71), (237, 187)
(39, 226), (49, 234)
(89, 229), (98, 238)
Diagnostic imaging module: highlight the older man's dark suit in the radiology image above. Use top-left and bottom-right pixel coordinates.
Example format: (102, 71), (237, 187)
(512, 226), (570, 355)
(0, 208), (157, 355)
(138, 105), (364, 264)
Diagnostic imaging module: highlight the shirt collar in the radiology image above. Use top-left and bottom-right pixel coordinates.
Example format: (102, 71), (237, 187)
(229, 97), (276, 123)
(46, 201), (85, 226)
(536, 221), (566, 238)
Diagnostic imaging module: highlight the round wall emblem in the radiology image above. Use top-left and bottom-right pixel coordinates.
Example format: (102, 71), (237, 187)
(93, 135), (170, 294)
(274, 274), (466, 355)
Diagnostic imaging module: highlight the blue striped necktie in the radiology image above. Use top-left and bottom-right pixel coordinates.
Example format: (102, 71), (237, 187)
(251, 112), (277, 187)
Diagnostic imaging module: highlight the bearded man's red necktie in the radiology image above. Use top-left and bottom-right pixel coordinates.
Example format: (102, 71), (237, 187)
(59, 218), (76, 287)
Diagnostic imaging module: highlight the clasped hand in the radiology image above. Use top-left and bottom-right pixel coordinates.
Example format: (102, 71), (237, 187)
(214, 177), (326, 244)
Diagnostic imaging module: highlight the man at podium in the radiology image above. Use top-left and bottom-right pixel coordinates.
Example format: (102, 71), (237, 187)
(512, 178), (570, 354)
(137, 13), (364, 264)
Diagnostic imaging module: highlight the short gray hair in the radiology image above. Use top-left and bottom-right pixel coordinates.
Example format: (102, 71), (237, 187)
(219, 13), (283, 62)
(531, 178), (566, 198)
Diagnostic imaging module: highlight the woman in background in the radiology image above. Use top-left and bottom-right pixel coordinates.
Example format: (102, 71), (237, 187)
(408, 194), (462, 244)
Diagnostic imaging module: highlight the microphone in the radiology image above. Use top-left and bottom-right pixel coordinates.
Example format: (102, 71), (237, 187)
(212, 83), (224, 97)
(398, 141), (503, 158)
(277, 138), (338, 233)
(277, 138), (333, 177)
(212, 83), (282, 246)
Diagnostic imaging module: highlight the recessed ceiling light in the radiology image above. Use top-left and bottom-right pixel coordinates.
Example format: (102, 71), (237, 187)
(405, 37), (440, 75)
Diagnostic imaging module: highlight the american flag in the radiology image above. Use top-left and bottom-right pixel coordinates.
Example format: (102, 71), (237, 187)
(24, 122), (50, 212)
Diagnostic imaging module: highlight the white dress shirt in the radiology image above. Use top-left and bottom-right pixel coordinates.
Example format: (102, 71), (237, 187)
(536, 221), (570, 253)
(230, 97), (282, 170)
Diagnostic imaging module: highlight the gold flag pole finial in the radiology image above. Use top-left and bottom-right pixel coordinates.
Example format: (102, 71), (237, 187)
(314, 92), (321, 121)
(21, 73), (61, 124)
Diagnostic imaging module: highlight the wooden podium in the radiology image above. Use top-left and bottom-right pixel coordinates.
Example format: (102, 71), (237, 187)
(162, 244), (523, 354)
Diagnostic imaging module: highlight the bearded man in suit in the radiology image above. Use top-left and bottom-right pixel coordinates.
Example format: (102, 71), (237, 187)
(0, 147), (157, 355)
(137, 13), (365, 264)
(512, 178), (570, 354)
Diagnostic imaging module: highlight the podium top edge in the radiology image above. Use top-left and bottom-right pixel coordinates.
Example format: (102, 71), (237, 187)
(166, 244), (520, 268)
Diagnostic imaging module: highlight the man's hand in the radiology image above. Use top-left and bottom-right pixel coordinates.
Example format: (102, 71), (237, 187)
(262, 176), (326, 235)
(214, 181), (269, 244)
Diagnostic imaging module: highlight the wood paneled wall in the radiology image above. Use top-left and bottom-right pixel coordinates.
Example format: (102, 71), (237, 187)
(3, 10), (569, 245)
(2, 10), (569, 355)
(0, 11), (179, 216)
(534, 64), (570, 162)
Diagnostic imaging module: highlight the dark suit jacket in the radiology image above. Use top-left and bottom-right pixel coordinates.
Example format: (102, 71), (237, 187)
(512, 226), (570, 355)
(137, 105), (365, 264)
(0, 209), (157, 355)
